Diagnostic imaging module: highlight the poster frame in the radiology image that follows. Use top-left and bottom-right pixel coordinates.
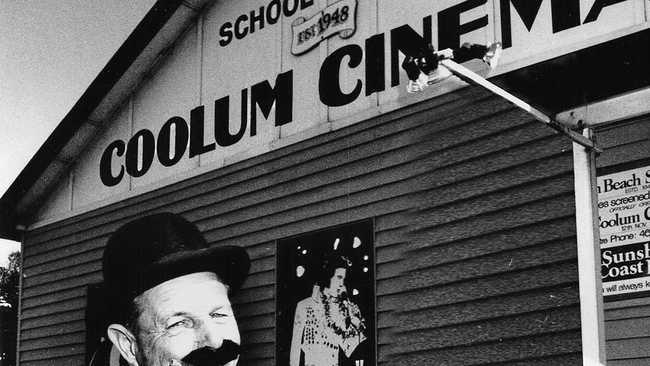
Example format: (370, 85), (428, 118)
(597, 157), (650, 303)
(274, 218), (377, 366)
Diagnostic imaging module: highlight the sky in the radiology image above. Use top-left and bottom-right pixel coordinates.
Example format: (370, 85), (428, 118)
(0, 0), (157, 266)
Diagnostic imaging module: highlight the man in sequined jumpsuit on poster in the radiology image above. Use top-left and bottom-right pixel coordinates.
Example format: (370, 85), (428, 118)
(290, 255), (367, 366)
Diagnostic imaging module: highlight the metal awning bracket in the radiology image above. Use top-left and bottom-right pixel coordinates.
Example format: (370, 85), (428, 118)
(438, 58), (603, 154)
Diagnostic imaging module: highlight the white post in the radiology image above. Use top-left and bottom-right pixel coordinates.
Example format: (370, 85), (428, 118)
(572, 128), (607, 365)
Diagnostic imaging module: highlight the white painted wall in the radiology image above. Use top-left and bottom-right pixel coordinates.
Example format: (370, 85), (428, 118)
(34, 0), (648, 225)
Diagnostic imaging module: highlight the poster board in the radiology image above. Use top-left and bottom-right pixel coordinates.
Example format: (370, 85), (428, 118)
(598, 163), (650, 301)
(277, 220), (375, 366)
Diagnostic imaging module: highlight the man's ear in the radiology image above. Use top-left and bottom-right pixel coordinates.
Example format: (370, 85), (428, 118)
(107, 324), (139, 366)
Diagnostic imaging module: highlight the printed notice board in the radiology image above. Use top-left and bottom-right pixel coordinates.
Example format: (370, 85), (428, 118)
(598, 165), (650, 301)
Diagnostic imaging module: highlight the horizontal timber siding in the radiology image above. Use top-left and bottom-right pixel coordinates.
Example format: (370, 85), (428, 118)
(387, 89), (581, 365)
(18, 87), (581, 365)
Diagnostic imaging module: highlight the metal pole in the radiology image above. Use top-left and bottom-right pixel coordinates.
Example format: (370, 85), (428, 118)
(438, 59), (602, 153)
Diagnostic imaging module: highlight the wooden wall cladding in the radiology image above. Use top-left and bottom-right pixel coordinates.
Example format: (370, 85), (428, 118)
(18, 87), (581, 365)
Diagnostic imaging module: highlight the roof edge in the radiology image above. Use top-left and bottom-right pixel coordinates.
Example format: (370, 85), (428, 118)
(0, 0), (185, 240)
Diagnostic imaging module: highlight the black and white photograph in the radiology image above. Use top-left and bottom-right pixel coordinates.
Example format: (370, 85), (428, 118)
(1, 0), (650, 365)
(277, 221), (374, 366)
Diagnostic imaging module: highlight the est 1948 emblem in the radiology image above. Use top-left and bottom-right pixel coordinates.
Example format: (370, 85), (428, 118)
(291, 0), (357, 55)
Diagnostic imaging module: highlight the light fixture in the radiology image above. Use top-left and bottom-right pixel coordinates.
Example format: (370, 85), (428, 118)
(452, 42), (502, 69)
(419, 44), (452, 85)
(402, 42), (502, 93)
(482, 42), (502, 69)
(402, 45), (452, 92)
(402, 55), (426, 93)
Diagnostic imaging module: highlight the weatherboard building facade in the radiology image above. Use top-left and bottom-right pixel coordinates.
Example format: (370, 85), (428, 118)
(1, 0), (650, 365)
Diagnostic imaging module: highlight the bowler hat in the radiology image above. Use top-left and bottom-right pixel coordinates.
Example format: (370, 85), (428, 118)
(102, 212), (250, 320)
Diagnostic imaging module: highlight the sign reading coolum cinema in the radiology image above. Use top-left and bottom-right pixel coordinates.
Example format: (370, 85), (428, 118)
(599, 164), (650, 301)
(96, 0), (644, 188)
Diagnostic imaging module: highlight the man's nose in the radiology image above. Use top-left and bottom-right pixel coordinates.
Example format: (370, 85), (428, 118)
(199, 321), (224, 348)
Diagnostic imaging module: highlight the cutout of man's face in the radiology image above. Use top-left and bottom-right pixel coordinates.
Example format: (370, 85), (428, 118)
(325, 267), (347, 297)
(109, 272), (241, 366)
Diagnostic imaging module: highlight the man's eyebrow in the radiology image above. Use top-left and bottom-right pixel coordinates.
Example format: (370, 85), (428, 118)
(159, 311), (191, 321)
(210, 304), (227, 313)
(161, 305), (228, 319)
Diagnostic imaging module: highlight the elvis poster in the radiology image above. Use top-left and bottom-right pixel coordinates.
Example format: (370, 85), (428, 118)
(277, 220), (375, 366)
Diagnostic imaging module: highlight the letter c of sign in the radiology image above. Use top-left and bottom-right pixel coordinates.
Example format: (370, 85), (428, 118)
(319, 44), (363, 107)
(235, 14), (249, 39)
(100, 140), (126, 187)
